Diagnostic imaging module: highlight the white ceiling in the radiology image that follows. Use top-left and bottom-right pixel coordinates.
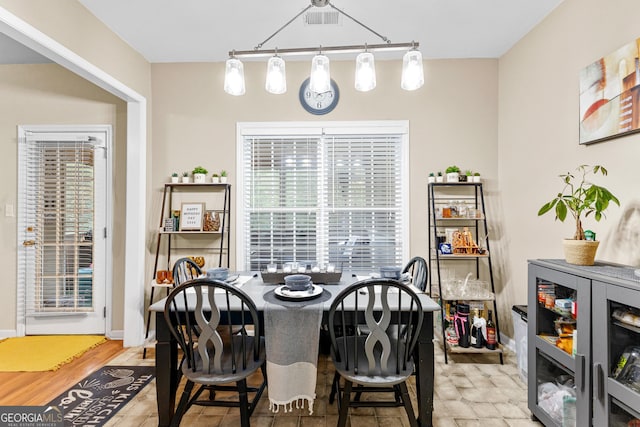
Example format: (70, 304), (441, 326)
(76, 0), (563, 63)
(0, 0), (563, 65)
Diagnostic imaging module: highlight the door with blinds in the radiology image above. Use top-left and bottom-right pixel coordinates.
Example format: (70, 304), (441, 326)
(18, 129), (107, 335)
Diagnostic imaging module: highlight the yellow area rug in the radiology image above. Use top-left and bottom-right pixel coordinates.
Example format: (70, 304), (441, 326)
(0, 335), (106, 372)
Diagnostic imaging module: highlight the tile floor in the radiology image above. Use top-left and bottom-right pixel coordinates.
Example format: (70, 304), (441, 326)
(104, 339), (543, 427)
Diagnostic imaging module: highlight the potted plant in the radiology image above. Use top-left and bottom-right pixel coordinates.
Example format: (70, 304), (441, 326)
(181, 171), (190, 183)
(473, 172), (481, 183)
(171, 172), (179, 184)
(220, 170), (228, 184)
(445, 165), (460, 183)
(436, 171), (444, 183)
(211, 173), (220, 184)
(538, 164), (619, 266)
(428, 172), (436, 184)
(192, 166), (208, 184)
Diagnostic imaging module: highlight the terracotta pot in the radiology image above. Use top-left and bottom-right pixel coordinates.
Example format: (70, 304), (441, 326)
(563, 239), (599, 266)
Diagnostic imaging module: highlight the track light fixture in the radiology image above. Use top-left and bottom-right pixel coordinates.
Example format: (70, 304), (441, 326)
(224, 0), (424, 96)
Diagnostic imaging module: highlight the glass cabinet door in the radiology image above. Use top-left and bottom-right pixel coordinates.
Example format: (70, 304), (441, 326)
(592, 280), (640, 427)
(528, 265), (591, 427)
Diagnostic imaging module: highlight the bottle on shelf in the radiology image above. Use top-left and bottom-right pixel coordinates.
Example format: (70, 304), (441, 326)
(486, 309), (497, 350)
(445, 304), (459, 347)
(454, 303), (471, 348)
(471, 309), (487, 348)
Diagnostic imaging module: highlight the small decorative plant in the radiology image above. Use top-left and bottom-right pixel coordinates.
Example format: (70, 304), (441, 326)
(465, 170), (473, 176)
(429, 172), (435, 177)
(171, 172), (178, 177)
(212, 173), (219, 178)
(445, 165), (460, 174)
(437, 171), (443, 177)
(192, 166), (208, 175)
(221, 170), (227, 177)
(538, 165), (619, 240)
(474, 172), (480, 177)
(182, 171), (189, 177)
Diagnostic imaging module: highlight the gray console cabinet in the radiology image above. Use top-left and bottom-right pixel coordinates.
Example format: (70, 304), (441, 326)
(528, 259), (640, 427)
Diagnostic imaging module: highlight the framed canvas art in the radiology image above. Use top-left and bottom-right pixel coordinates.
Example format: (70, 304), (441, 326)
(580, 38), (640, 144)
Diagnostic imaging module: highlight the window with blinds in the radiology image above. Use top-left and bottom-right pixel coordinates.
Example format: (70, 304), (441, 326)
(239, 122), (408, 273)
(22, 140), (96, 313)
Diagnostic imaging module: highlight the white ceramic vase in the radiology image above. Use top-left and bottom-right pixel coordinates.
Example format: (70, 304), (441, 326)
(446, 172), (459, 183)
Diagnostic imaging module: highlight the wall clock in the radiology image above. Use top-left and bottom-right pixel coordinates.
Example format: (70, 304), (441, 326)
(299, 78), (339, 115)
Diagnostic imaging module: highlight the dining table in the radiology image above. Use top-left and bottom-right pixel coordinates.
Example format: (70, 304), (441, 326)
(149, 272), (441, 427)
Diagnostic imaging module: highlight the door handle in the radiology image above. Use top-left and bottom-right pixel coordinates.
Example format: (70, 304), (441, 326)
(594, 362), (604, 401)
(575, 353), (585, 392)
(22, 240), (35, 247)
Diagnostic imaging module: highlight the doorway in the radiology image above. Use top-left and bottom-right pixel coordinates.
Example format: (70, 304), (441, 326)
(17, 125), (111, 335)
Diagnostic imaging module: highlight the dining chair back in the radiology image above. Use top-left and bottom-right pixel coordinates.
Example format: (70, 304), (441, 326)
(327, 278), (424, 427)
(172, 257), (202, 285)
(164, 278), (266, 427)
(403, 256), (428, 293)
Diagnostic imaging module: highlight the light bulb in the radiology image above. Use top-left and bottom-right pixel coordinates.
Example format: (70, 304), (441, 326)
(309, 54), (331, 93)
(265, 55), (287, 94)
(401, 50), (424, 91)
(355, 52), (376, 92)
(224, 58), (245, 96)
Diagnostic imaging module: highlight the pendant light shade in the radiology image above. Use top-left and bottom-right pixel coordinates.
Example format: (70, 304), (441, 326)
(354, 52), (376, 92)
(309, 54), (331, 93)
(224, 58), (246, 96)
(265, 55), (287, 94)
(401, 49), (424, 91)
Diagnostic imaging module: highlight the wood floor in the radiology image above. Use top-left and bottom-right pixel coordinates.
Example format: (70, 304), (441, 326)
(0, 339), (125, 406)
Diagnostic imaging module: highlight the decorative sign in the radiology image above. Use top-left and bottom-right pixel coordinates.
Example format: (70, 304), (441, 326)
(180, 203), (204, 231)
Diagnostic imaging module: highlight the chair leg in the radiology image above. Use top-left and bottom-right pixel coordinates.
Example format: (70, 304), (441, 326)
(337, 379), (352, 427)
(171, 380), (195, 427)
(237, 379), (251, 427)
(398, 381), (419, 427)
(329, 371), (340, 404)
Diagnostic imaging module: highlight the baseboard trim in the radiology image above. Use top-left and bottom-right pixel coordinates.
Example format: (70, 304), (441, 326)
(0, 330), (17, 339)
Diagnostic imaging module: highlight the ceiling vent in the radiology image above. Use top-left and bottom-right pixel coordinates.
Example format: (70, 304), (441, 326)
(304, 10), (341, 25)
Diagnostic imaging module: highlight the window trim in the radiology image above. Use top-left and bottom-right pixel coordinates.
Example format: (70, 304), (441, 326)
(236, 120), (410, 271)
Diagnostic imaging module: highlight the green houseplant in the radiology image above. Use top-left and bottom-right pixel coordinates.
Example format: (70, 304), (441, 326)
(192, 166), (208, 183)
(171, 172), (179, 183)
(220, 170), (228, 183)
(538, 164), (619, 265)
(445, 165), (460, 183)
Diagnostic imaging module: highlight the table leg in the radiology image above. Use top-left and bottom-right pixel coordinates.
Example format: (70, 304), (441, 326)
(155, 311), (178, 427)
(414, 311), (434, 427)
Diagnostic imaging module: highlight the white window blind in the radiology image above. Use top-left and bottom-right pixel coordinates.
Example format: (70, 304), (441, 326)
(240, 122), (408, 272)
(22, 139), (96, 313)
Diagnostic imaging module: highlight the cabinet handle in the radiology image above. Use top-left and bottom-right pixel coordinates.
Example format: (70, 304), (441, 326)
(594, 362), (603, 401)
(576, 353), (585, 392)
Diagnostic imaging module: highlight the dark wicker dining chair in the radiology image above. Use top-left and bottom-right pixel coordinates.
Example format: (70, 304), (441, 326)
(327, 278), (424, 427)
(164, 278), (266, 427)
(403, 256), (428, 293)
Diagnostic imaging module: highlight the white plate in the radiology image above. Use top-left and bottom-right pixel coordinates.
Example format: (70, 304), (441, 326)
(274, 284), (323, 301)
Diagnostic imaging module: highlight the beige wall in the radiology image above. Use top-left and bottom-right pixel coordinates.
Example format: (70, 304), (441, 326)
(498, 0), (640, 336)
(151, 58), (499, 276)
(11, 0), (639, 343)
(0, 63), (127, 331)
(0, 1), (151, 335)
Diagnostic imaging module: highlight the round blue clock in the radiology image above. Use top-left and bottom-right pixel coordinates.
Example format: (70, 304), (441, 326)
(299, 78), (339, 115)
